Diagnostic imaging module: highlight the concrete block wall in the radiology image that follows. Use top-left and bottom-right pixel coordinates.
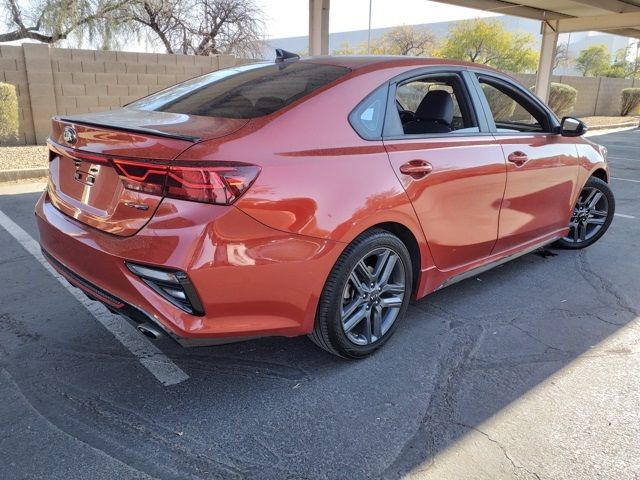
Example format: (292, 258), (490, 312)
(593, 77), (634, 116)
(509, 73), (639, 118)
(0, 45), (638, 145)
(0, 44), (237, 145)
(0, 45), (36, 144)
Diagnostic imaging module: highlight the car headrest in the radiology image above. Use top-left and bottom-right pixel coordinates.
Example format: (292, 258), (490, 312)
(254, 96), (285, 114)
(414, 90), (454, 125)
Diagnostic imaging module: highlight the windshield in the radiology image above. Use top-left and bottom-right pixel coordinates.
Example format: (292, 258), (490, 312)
(127, 62), (351, 119)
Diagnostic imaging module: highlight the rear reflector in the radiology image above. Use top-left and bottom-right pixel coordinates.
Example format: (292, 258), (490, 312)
(126, 262), (204, 315)
(113, 159), (260, 205)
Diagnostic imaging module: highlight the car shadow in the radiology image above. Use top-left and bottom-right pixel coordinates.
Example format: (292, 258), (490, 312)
(0, 186), (636, 480)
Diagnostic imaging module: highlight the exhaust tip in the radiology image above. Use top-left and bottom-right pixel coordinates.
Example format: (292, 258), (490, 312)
(137, 323), (163, 340)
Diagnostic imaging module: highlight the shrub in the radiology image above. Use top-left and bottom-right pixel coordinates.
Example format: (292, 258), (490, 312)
(0, 82), (19, 144)
(548, 82), (577, 117)
(620, 88), (640, 116)
(482, 84), (516, 120)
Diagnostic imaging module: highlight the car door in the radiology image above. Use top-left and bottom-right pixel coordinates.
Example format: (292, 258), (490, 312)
(383, 69), (507, 271)
(472, 74), (580, 253)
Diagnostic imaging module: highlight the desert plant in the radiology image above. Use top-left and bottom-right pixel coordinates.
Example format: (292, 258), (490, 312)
(548, 82), (577, 117)
(0, 82), (19, 144)
(620, 88), (640, 116)
(481, 84), (516, 120)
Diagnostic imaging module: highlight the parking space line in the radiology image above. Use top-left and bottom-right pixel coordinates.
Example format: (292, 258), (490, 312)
(607, 155), (637, 161)
(612, 177), (640, 183)
(0, 209), (189, 386)
(615, 213), (636, 219)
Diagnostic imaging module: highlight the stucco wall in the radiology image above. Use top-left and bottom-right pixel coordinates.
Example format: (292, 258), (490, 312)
(510, 73), (640, 117)
(0, 44), (236, 145)
(0, 45), (638, 145)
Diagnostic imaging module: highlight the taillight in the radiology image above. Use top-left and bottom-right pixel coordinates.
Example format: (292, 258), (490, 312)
(112, 159), (166, 195)
(112, 160), (260, 205)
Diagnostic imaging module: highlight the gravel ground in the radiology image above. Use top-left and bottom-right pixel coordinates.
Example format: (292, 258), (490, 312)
(581, 116), (639, 127)
(0, 146), (48, 171)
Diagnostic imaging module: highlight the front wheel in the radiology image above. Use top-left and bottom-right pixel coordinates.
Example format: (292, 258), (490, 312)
(309, 229), (413, 358)
(555, 177), (615, 249)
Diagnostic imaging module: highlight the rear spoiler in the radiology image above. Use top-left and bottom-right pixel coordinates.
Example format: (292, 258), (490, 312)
(55, 116), (201, 143)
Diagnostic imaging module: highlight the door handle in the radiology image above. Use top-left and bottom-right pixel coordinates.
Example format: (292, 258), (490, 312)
(507, 151), (529, 166)
(399, 160), (433, 179)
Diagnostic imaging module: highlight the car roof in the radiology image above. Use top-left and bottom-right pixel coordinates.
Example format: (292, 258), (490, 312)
(300, 55), (501, 74)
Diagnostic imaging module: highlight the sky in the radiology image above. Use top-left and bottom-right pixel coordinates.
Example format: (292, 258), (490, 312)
(257, 0), (498, 39)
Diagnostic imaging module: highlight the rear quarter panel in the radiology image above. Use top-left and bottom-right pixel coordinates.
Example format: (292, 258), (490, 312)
(176, 67), (434, 273)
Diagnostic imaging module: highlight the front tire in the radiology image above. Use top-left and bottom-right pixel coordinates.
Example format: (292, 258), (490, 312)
(555, 176), (615, 249)
(309, 229), (413, 358)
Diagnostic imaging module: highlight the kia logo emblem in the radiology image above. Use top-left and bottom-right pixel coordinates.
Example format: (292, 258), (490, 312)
(63, 126), (77, 145)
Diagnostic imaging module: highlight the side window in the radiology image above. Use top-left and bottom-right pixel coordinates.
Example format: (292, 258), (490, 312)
(477, 77), (551, 133)
(393, 74), (478, 135)
(349, 85), (388, 140)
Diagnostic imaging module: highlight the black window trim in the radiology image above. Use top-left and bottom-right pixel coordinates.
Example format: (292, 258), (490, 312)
(347, 65), (562, 142)
(469, 70), (561, 135)
(348, 82), (390, 140)
(382, 66), (493, 141)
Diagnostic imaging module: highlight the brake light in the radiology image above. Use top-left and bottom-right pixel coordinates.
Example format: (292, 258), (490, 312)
(112, 159), (260, 205)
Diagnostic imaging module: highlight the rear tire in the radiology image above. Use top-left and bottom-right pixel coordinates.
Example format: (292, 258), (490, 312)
(309, 229), (413, 358)
(555, 176), (615, 249)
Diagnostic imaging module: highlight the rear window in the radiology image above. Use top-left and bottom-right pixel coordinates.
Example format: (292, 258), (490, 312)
(128, 62), (351, 119)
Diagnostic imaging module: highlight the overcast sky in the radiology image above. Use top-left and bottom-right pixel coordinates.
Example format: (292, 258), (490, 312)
(257, 0), (498, 39)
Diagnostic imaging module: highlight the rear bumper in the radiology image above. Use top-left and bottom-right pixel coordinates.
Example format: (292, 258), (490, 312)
(36, 190), (343, 345)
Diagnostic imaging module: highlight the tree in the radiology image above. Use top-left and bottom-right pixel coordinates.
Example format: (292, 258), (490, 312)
(332, 25), (436, 57)
(1, 0), (264, 56)
(371, 25), (435, 56)
(0, 0), (128, 45)
(332, 41), (355, 56)
(553, 42), (570, 71)
(439, 18), (538, 73)
(575, 44), (611, 77)
(602, 42), (640, 79)
(126, 0), (264, 56)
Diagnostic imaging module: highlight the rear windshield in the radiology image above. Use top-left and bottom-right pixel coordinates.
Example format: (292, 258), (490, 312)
(128, 62), (351, 119)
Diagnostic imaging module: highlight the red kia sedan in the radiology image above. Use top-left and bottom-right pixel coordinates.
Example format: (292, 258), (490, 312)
(36, 54), (614, 358)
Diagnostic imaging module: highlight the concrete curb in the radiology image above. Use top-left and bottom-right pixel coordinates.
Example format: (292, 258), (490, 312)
(586, 121), (638, 131)
(0, 167), (48, 183)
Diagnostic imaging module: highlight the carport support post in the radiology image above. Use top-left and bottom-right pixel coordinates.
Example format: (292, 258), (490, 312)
(534, 21), (558, 104)
(309, 0), (330, 55)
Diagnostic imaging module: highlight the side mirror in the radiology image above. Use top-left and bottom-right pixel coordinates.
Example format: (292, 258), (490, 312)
(560, 116), (587, 137)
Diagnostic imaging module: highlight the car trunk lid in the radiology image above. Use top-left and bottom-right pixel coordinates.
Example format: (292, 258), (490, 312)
(47, 109), (248, 236)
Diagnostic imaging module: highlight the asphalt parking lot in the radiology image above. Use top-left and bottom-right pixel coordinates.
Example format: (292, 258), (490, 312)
(0, 128), (639, 480)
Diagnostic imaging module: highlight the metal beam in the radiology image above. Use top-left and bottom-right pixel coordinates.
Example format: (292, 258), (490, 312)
(434, 1), (640, 39)
(534, 21), (558, 103)
(431, 0), (569, 21)
(557, 10), (640, 33)
(309, 0), (330, 56)
(609, 27), (640, 38)
(567, 0), (640, 14)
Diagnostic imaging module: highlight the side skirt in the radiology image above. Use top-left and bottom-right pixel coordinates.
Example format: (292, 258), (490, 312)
(434, 235), (561, 291)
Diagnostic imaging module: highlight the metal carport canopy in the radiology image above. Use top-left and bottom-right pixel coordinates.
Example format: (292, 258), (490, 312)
(307, 0), (640, 101)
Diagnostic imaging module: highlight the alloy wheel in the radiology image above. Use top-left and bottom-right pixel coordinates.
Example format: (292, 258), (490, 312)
(562, 186), (609, 244)
(340, 248), (406, 346)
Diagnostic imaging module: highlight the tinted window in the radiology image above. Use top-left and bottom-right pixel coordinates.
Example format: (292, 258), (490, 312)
(349, 85), (388, 139)
(477, 76), (551, 133)
(392, 74), (478, 135)
(128, 62), (350, 119)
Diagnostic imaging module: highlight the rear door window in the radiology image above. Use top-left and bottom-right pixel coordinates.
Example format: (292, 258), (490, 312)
(129, 62), (351, 119)
(390, 73), (478, 135)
